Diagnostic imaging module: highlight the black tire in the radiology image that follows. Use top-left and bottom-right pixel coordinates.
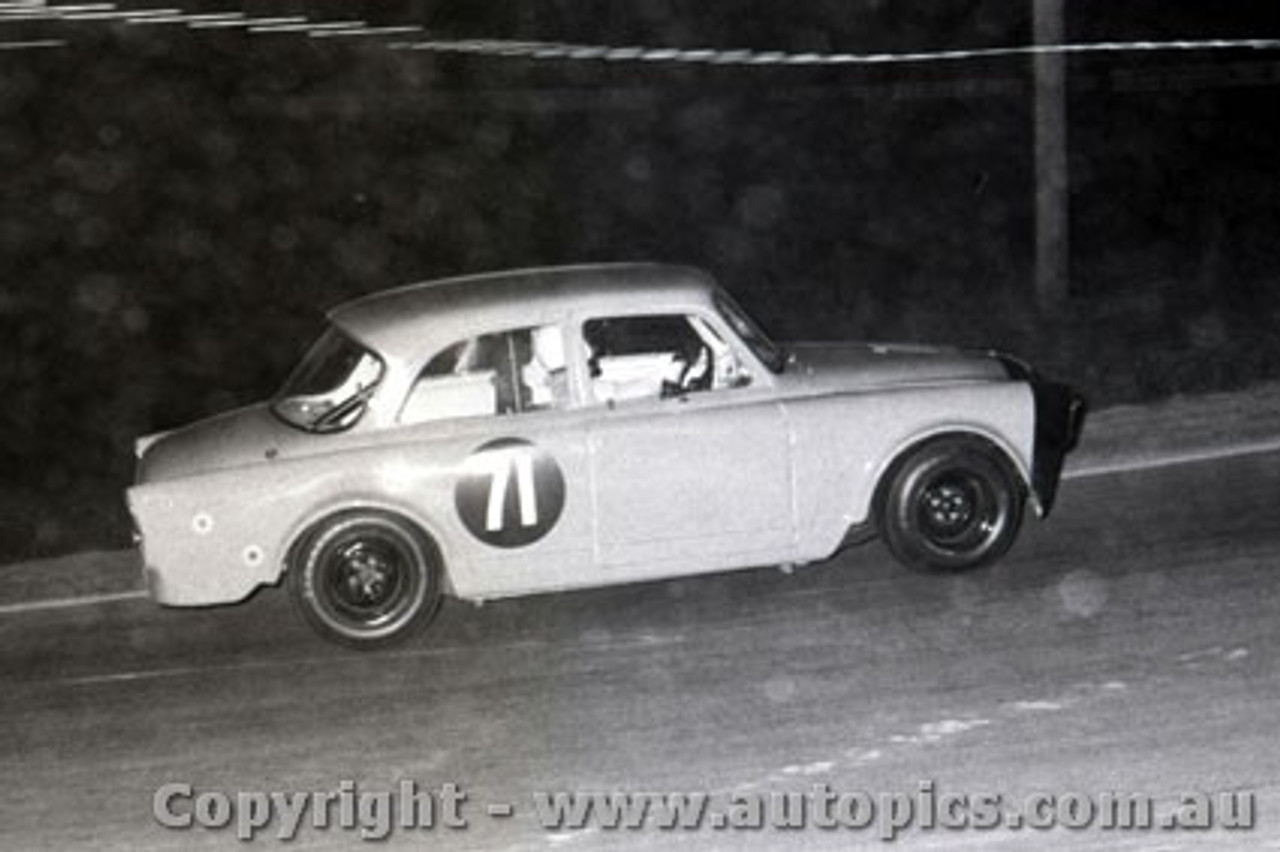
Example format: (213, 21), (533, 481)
(877, 436), (1025, 572)
(289, 510), (443, 649)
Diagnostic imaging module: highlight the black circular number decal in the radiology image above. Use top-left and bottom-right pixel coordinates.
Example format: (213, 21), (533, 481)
(455, 438), (566, 548)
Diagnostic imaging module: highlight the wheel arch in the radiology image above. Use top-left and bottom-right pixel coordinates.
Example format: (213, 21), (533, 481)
(869, 426), (1030, 523)
(279, 496), (458, 597)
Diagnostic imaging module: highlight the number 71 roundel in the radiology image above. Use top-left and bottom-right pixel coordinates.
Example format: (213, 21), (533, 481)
(455, 438), (566, 548)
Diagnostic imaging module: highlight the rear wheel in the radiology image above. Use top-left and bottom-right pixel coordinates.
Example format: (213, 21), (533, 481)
(878, 436), (1024, 572)
(289, 510), (442, 649)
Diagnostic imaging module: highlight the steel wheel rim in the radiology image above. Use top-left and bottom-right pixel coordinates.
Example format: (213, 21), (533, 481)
(315, 527), (423, 631)
(915, 470), (998, 552)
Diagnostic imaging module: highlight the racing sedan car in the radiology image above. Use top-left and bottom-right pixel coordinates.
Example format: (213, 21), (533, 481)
(127, 264), (1084, 648)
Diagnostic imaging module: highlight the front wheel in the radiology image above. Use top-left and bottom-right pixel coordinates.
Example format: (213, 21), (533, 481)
(877, 436), (1024, 572)
(289, 510), (443, 649)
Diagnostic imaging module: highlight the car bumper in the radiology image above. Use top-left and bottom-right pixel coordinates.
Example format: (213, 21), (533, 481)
(1029, 379), (1086, 517)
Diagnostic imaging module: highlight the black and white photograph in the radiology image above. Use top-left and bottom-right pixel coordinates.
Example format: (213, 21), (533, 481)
(2, 1), (1279, 848)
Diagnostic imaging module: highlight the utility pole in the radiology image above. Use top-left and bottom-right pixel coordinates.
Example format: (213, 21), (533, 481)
(1033, 0), (1069, 311)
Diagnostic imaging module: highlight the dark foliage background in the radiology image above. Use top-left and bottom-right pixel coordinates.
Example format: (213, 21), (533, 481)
(2, 1), (1279, 559)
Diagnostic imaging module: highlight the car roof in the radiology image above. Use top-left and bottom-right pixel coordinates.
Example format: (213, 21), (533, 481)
(329, 263), (720, 357)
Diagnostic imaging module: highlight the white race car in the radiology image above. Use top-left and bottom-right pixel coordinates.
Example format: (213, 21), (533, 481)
(128, 264), (1084, 647)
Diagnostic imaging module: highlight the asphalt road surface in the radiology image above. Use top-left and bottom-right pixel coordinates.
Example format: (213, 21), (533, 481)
(4, 451), (1279, 851)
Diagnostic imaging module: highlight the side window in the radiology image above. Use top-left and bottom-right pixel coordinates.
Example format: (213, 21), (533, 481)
(400, 325), (569, 425)
(582, 314), (749, 405)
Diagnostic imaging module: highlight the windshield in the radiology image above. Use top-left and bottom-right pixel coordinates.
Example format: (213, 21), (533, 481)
(271, 328), (385, 433)
(714, 291), (786, 373)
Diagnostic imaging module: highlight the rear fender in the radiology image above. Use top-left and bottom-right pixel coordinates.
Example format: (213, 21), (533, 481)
(280, 494), (459, 598)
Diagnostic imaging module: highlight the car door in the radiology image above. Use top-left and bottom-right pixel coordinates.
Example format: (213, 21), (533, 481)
(578, 312), (795, 571)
